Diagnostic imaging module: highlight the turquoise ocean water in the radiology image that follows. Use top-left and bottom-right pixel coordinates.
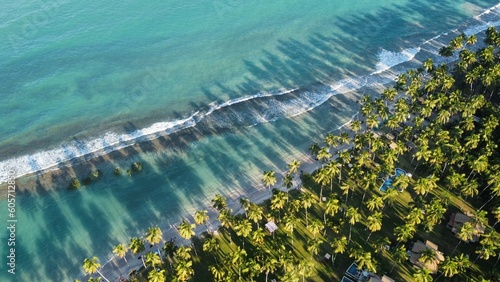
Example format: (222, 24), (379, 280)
(1, 0), (500, 280)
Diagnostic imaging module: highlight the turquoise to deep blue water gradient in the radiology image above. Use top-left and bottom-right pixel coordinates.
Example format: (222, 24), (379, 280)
(0, 0), (499, 280)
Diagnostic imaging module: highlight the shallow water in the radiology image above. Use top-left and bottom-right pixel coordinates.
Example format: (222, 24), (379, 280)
(0, 0), (499, 280)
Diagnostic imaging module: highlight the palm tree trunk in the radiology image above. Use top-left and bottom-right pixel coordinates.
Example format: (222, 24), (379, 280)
(305, 209), (309, 227)
(479, 195), (495, 211)
(366, 232), (372, 242)
(451, 241), (462, 255)
(96, 269), (111, 282)
(492, 253), (500, 268)
(332, 253), (337, 266)
(319, 186), (323, 204)
(348, 225), (352, 243)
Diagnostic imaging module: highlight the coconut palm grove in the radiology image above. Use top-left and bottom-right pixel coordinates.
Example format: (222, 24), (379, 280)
(79, 28), (500, 282)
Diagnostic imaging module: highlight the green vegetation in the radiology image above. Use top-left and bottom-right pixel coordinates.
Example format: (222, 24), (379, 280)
(69, 178), (81, 189)
(81, 28), (500, 281)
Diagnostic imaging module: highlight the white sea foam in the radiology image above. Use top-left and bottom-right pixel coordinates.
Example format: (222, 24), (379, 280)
(374, 47), (421, 74)
(2, 2), (500, 185)
(464, 20), (500, 36)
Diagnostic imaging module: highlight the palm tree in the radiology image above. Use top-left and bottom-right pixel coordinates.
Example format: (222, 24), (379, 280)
(390, 245), (407, 273)
(418, 248), (438, 266)
(440, 256), (459, 278)
(350, 249), (377, 272)
(262, 256), (278, 282)
(178, 219), (196, 240)
(233, 219), (252, 248)
(300, 191), (315, 227)
(366, 211), (383, 242)
(230, 246), (247, 280)
(145, 252), (162, 268)
(423, 58), (434, 72)
(148, 269), (166, 282)
(209, 265), (226, 281)
(412, 267), (433, 282)
(317, 147), (332, 163)
(282, 173), (294, 194)
(452, 221), (475, 254)
(323, 194), (340, 225)
(406, 207), (424, 226)
(203, 237), (220, 262)
(313, 166), (329, 201)
(250, 228), (266, 245)
(346, 207), (361, 243)
(307, 238), (323, 260)
(263, 171), (277, 194)
(366, 196), (384, 211)
(394, 224), (416, 247)
(331, 236), (348, 266)
(212, 194), (228, 212)
(82, 257), (110, 282)
(283, 214), (298, 244)
(146, 226), (163, 247)
(308, 143), (320, 157)
(270, 191), (288, 221)
(175, 259), (194, 281)
(176, 246), (192, 261)
(113, 243), (129, 266)
(194, 210), (210, 233)
(129, 237), (145, 255)
(287, 160), (301, 176)
(307, 219), (324, 238)
(351, 120), (362, 133)
(244, 258), (262, 281)
(424, 199), (447, 231)
(393, 173), (410, 192)
(247, 203), (263, 228)
(297, 259), (314, 282)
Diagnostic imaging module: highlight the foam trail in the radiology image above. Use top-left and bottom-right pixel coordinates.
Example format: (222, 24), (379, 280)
(2, 2), (500, 184)
(374, 48), (421, 74)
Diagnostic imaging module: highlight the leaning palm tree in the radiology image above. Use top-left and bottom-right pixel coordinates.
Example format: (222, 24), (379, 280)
(82, 257), (110, 282)
(113, 243), (129, 266)
(178, 219), (196, 240)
